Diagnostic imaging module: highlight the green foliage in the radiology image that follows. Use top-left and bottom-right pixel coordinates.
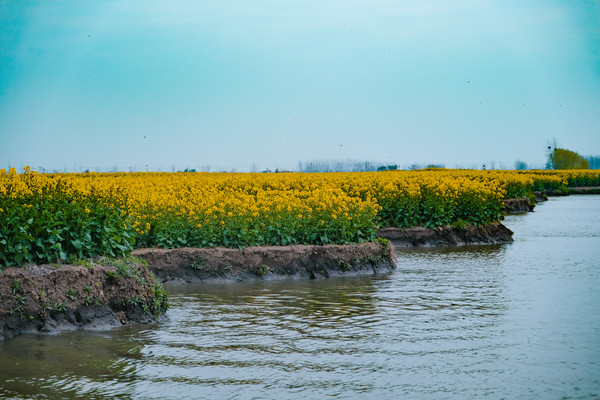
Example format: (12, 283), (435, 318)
(73, 258), (94, 268)
(0, 170), (134, 267)
(502, 180), (531, 199)
(105, 270), (119, 281)
(11, 278), (23, 294)
(53, 301), (67, 312)
(337, 259), (351, 271)
(549, 148), (590, 170)
(373, 237), (391, 249)
(135, 199), (378, 250)
(376, 186), (420, 228)
(256, 265), (270, 277)
(558, 170), (600, 187)
(451, 219), (469, 230)
(100, 256), (146, 282)
(190, 258), (205, 270)
(149, 281), (169, 318)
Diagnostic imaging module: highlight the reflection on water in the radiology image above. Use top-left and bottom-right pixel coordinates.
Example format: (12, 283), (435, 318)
(0, 330), (144, 399)
(1, 196), (599, 399)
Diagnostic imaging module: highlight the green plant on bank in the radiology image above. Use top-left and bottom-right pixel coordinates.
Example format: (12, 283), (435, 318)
(66, 288), (78, 300)
(149, 281), (169, 318)
(527, 193), (537, 209)
(257, 265), (270, 277)
(100, 256), (146, 283)
(373, 237), (391, 248)
(97, 256), (167, 319)
(11, 278), (23, 294)
(105, 270), (119, 281)
(337, 259), (351, 271)
(190, 258), (205, 270)
(8, 294), (26, 315)
(126, 296), (143, 306)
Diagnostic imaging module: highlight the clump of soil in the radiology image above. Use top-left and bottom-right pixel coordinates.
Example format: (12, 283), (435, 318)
(504, 197), (535, 214)
(0, 259), (168, 340)
(133, 241), (397, 284)
(377, 222), (514, 248)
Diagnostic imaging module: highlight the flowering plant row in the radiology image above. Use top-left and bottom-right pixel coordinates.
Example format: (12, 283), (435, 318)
(1, 167), (598, 266)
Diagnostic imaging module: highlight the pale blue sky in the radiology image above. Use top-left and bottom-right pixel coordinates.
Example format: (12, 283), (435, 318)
(1, 0), (599, 172)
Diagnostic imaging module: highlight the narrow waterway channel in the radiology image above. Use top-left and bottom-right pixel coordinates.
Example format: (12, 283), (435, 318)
(1, 196), (599, 399)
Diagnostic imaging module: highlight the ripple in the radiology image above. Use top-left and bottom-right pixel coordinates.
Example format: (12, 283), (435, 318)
(1, 196), (600, 399)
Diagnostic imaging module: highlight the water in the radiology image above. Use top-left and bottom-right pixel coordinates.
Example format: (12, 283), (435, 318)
(1, 196), (599, 399)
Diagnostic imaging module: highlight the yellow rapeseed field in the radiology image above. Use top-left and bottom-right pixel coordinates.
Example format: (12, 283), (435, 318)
(1, 167), (598, 266)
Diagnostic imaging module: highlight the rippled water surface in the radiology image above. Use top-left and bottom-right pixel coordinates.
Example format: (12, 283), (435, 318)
(1, 196), (600, 399)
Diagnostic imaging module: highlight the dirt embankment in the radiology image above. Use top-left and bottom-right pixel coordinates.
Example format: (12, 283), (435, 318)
(504, 197), (534, 214)
(133, 241), (396, 284)
(566, 187), (600, 195)
(376, 222), (514, 248)
(504, 188), (600, 215)
(0, 261), (168, 340)
(1, 221), (515, 339)
(534, 187), (600, 197)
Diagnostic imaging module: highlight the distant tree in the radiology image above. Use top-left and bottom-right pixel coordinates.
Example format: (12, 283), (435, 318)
(514, 160), (528, 170)
(584, 156), (600, 170)
(377, 164), (398, 172)
(549, 148), (589, 170)
(298, 159), (382, 173)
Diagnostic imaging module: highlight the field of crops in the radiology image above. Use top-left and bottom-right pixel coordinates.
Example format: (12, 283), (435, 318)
(1, 167), (599, 267)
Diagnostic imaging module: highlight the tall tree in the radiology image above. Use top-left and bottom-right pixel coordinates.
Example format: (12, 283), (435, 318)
(549, 148), (590, 170)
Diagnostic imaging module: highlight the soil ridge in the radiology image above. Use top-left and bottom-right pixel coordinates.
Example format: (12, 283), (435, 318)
(133, 241), (396, 284)
(376, 222), (514, 248)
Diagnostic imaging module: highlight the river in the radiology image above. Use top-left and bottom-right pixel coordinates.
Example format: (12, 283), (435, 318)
(1, 195), (599, 399)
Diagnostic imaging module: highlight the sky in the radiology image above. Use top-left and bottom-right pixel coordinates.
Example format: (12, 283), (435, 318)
(1, 0), (599, 172)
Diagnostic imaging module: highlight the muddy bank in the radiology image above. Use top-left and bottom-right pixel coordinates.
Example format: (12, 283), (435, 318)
(534, 187), (600, 197)
(133, 241), (396, 284)
(504, 197), (534, 214)
(376, 222), (514, 248)
(0, 260), (168, 340)
(566, 187), (600, 195)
